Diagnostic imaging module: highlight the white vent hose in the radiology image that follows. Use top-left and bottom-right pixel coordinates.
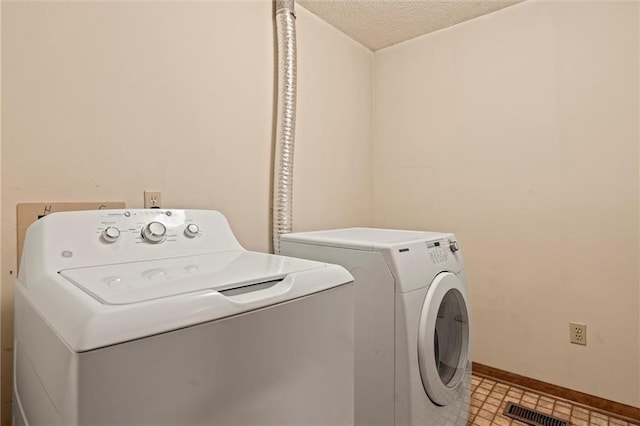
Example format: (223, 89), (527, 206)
(273, 0), (297, 253)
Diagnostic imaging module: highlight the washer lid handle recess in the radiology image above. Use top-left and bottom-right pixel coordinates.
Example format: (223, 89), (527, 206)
(417, 272), (470, 406)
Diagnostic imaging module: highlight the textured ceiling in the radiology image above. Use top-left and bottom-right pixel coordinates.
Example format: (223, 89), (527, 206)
(297, 0), (525, 51)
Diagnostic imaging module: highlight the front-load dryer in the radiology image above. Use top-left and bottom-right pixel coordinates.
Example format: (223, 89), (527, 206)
(281, 228), (471, 426)
(14, 209), (354, 425)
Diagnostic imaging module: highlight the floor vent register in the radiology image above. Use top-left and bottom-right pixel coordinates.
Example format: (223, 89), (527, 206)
(503, 402), (570, 426)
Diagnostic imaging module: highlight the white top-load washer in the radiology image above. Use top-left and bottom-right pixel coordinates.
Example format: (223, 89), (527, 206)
(14, 209), (354, 425)
(281, 228), (471, 426)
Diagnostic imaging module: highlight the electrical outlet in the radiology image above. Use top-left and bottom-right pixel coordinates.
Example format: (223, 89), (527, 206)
(144, 191), (162, 209)
(570, 322), (586, 345)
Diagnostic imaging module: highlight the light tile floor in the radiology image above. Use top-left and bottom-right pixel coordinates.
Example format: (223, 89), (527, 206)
(469, 374), (639, 426)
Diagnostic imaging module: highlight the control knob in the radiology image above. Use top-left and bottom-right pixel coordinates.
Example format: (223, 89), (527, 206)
(141, 221), (167, 244)
(102, 227), (121, 243)
(184, 223), (200, 238)
(449, 240), (460, 253)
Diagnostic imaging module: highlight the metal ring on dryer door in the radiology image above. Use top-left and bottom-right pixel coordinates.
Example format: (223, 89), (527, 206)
(417, 272), (470, 406)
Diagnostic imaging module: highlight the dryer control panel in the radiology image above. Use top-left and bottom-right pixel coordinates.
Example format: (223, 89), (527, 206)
(426, 240), (449, 265)
(384, 235), (464, 293)
(425, 238), (460, 265)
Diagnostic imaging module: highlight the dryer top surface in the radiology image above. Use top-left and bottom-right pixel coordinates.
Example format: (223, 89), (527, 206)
(281, 227), (452, 251)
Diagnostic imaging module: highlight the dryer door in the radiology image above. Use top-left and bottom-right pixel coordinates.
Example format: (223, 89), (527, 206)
(417, 272), (470, 406)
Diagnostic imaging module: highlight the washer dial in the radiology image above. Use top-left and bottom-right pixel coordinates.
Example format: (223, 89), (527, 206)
(141, 221), (167, 244)
(102, 227), (121, 243)
(184, 224), (200, 238)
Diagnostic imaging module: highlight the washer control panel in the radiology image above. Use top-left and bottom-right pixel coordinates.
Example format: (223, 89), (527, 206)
(21, 209), (243, 273)
(94, 210), (205, 246)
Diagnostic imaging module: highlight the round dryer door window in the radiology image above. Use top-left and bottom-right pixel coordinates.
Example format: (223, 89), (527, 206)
(417, 272), (470, 406)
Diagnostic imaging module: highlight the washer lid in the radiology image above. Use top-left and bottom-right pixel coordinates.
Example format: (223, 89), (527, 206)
(18, 251), (353, 352)
(60, 250), (322, 305)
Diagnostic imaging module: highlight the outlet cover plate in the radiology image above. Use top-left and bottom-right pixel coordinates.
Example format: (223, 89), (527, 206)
(570, 322), (587, 346)
(144, 191), (162, 209)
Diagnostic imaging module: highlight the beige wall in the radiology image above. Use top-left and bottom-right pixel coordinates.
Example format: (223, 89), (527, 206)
(293, 7), (373, 233)
(0, 1), (372, 422)
(374, 0), (639, 407)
